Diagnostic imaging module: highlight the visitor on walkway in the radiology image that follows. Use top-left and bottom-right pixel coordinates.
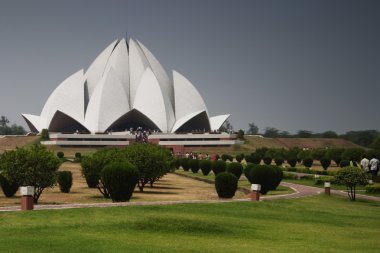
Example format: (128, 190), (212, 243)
(360, 156), (370, 172)
(369, 156), (379, 179)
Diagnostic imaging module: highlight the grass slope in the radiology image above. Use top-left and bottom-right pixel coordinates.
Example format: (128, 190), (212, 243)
(0, 195), (378, 253)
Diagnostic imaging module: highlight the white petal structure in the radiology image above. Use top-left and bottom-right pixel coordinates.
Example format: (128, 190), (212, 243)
(22, 38), (230, 134)
(210, 115), (231, 132)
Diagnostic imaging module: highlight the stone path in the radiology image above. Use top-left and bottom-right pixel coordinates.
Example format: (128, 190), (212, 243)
(0, 182), (378, 212)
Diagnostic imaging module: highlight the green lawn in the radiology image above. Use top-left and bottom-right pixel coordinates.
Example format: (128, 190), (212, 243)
(0, 195), (379, 252)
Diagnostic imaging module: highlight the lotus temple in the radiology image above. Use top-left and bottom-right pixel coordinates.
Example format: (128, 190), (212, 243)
(22, 37), (239, 151)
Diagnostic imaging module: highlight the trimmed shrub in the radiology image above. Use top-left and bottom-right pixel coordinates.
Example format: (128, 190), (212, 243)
(215, 172), (238, 198)
(212, 160), (226, 175)
(342, 148), (365, 163)
(0, 174), (19, 197)
(101, 162), (139, 202)
(199, 160), (212, 175)
(235, 154), (244, 163)
(287, 157), (297, 168)
(74, 152), (82, 162)
(244, 165), (253, 181)
(247, 165), (283, 194)
(263, 156), (272, 165)
(320, 157), (331, 170)
(189, 159), (200, 173)
(302, 158), (313, 168)
(81, 155), (102, 188)
(274, 157), (284, 166)
(282, 172), (298, 180)
(174, 158), (181, 170)
(41, 128), (49, 140)
(221, 154), (232, 162)
(366, 185), (380, 194)
(226, 162), (243, 179)
(326, 148), (344, 166)
(181, 158), (190, 171)
(57, 151), (64, 159)
(339, 160), (350, 168)
(58, 171), (73, 193)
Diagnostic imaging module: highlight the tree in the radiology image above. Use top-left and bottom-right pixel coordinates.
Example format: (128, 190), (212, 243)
(334, 166), (368, 201)
(370, 136), (380, 150)
(247, 122), (259, 135)
(321, 131), (338, 138)
(263, 127), (279, 138)
(0, 145), (61, 203)
(123, 143), (173, 192)
(0, 116), (9, 127)
(297, 130), (313, 138)
(326, 148), (344, 166)
(340, 130), (378, 147)
(237, 129), (245, 140)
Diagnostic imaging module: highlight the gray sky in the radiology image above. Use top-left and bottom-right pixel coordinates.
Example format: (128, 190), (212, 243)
(0, 0), (379, 134)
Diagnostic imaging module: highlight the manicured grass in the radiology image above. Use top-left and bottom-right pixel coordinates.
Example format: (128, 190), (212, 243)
(283, 178), (380, 197)
(175, 170), (295, 196)
(0, 195), (379, 252)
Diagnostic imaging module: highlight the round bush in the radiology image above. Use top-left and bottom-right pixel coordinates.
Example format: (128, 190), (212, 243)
(274, 157), (284, 166)
(339, 160), (350, 168)
(215, 172), (238, 198)
(263, 156), (272, 165)
(0, 174), (19, 197)
(174, 158), (181, 170)
(248, 165), (283, 194)
(235, 154), (244, 163)
(246, 153), (261, 164)
(199, 160), (212, 175)
(226, 162), (243, 179)
(320, 157), (331, 170)
(244, 164), (254, 182)
(221, 154), (232, 162)
(181, 158), (190, 171)
(58, 171), (73, 193)
(101, 162), (139, 202)
(57, 151), (64, 159)
(302, 158), (313, 168)
(75, 152), (81, 159)
(212, 160), (226, 175)
(189, 159), (199, 173)
(287, 157), (297, 167)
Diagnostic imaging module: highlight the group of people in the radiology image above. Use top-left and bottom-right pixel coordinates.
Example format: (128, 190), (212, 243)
(360, 155), (379, 178)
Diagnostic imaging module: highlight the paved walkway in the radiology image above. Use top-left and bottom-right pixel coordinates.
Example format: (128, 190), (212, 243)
(0, 182), (378, 212)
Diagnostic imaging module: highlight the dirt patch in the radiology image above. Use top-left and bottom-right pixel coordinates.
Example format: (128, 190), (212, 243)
(0, 162), (248, 207)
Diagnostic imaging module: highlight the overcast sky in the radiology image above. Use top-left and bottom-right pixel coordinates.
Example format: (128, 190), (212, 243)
(0, 0), (379, 134)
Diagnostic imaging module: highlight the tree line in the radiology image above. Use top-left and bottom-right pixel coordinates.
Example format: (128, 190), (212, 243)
(245, 122), (380, 148)
(0, 116), (26, 135)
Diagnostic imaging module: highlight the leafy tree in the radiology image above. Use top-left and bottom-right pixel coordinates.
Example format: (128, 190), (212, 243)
(321, 131), (338, 138)
(247, 122), (259, 135)
(334, 166), (368, 201)
(0, 116), (26, 135)
(342, 148), (365, 163)
(263, 127), (280, 138)
(123, 143), (173, 192)
(237, 129), (245, 140)
(0, 116), (9, 127)
(297, 130), (313, 138)
(370, 136), (380, 150)
(311, 149), (327, 160)
(340, 130), (378, 147)
(0, 145), (61, 203)
(326, 148), (344, 166)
